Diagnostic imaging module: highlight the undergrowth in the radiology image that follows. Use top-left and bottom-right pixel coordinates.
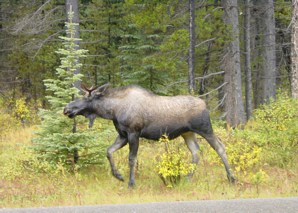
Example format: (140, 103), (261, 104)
(0, 94), (297, 208)
(156, 135), (196, 187)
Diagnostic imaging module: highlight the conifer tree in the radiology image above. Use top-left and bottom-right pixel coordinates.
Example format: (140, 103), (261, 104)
(32, 8), (106, 170)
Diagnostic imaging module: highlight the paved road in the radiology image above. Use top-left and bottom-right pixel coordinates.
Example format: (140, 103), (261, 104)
(1, 197), (297, 213)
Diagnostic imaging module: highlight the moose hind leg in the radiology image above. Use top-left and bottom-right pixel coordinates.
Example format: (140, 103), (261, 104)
(128, 133), (140, 188)
(181, 132), (200, 177)
(202, 133), (236, 183)
(107, 135), (128, 181)
(182, 132), (200, 164)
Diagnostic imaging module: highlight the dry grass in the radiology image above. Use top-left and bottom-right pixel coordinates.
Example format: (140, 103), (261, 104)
(0, 126), (297, 208)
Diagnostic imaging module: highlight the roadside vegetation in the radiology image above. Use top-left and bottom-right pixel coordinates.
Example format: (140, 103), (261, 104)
(0, 2), (297, 208)
(0, 93), (297, 208)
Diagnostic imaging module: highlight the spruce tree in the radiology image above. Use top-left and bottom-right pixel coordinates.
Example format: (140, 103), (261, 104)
(32, 8), (106, 171)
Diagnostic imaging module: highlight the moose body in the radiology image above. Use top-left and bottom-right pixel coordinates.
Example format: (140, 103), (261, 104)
(64, 84), (235, 187)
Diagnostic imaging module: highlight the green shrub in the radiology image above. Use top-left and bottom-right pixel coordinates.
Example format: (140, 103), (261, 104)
(156, 135), (196, 188)
(13, 98), (30, 125)
(226, 137), (262, 178)
(210, 94), (297, 177)
(0, 147), (53, 181)
(0, 112), (20, 138)
(254, 95), (297, 133)
(251, 169), (268, 194)
(251, 93), (298, 168)
(204, 125), (263, 182)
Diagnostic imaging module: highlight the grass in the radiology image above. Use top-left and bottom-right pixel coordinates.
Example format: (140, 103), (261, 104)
(0, 125), (297, 208)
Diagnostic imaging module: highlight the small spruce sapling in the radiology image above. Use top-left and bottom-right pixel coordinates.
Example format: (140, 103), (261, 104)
(32, 8), (105, 171)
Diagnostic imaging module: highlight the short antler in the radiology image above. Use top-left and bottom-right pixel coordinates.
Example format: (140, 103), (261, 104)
(81, 84), (98, 97)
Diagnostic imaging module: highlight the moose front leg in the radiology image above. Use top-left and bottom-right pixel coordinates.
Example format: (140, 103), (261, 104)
(128, 133), (140, 188)
(107, 135), (128, 181)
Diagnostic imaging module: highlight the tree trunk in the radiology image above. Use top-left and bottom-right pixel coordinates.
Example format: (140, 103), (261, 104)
(188, 0), (196, 94)
(66, 0), (80, 164)
(243, 0), (253, 119)
(252, 0), (276, 105)
(66, 0), (81, 89)
(199, 41), (213, 95)
(221, 0), (246, 127)
(291, 0), (298, 99)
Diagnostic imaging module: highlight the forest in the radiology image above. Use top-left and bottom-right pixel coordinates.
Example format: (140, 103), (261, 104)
(0, 0), (297, 208)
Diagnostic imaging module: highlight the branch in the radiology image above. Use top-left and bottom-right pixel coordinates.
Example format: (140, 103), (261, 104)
(195, 38), (216, 48)
(198, 82), (227, 98)
(165, 79), (188, 88)
(33, 30), (63, 58)
(212, 93), (226, 111)
(166, 71), (225, 88)
(11, 1), (61, 35)
(194, 71), (224, 80)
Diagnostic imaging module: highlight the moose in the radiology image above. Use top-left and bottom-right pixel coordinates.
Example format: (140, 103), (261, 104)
(63, 83), (236, 187)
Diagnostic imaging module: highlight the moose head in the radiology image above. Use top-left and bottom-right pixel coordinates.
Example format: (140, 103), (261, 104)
(64, 83), (110, 127)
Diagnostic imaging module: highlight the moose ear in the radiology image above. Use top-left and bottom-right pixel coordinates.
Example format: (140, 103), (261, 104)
(93, 83), (111, 96)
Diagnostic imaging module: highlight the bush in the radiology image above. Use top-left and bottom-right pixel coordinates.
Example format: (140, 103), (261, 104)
(251, 93), (298, 168)
(13, 98), (30, 125)
(204, 125), (264, 182)
(0, 112), (20, 138)
(153, 94), (297, 186)
(226, 136), (263, 180)
(0, 147), (53, 181)
(156, 135), (196, 188)
(208, 93), (298, 183)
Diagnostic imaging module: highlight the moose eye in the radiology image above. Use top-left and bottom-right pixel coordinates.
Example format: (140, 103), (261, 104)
(84, 97), (92, 102)
(93, 92), (103, 99)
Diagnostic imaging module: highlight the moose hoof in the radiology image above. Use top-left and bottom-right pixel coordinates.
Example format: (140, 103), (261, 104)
(128, 180), (135, 188)
(228, 175), (236, 184)
(114, 173), (124, 182)
(187, 172), (194, 179)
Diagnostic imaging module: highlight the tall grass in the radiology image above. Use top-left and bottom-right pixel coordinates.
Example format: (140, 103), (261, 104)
(1, 95), (297, 208)
(0, 125), (297, 208)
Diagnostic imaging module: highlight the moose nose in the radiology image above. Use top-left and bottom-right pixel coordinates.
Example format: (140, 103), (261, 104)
(63, 107), (70, 115)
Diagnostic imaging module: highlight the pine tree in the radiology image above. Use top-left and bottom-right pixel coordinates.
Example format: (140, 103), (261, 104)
(32, 8), (106, 171)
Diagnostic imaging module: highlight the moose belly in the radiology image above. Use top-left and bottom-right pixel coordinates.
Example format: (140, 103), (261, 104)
(140, 124), (190, 141)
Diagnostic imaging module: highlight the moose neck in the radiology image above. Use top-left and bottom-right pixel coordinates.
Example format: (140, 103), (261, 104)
(92, 97), (117, 120)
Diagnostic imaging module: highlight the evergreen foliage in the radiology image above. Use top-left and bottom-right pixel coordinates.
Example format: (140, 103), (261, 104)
(32, 9), (106, 171)
(1, 0), (293, 109)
